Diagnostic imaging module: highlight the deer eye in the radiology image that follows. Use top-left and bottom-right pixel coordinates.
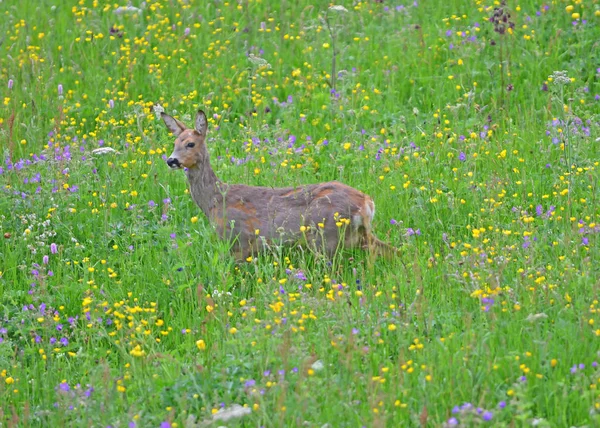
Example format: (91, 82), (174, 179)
(186, 142), (195, 148)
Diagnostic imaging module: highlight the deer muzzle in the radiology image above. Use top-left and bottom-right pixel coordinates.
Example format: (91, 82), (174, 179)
(166, 157), (181, 169)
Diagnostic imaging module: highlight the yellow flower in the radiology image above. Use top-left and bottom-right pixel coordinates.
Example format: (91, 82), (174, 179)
(388, 324), (397, 331)
(196, 339), (206, 350)
(5, 377), (14, 385)
(191, 216), (198, 223)
(229, 327), (238, 334)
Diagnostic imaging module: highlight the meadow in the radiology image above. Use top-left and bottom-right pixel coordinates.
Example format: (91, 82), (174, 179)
(1, 0), (600, 426)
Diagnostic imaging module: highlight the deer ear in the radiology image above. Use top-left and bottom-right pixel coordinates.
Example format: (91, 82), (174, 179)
(195, 110), (208, 136)
(161, 113), (186, 136)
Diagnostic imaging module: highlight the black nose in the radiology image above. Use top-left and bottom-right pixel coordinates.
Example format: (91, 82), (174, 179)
(167, 158), (180, 168)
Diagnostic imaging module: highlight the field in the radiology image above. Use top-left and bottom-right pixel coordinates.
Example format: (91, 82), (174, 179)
(1, 0), (600, 426)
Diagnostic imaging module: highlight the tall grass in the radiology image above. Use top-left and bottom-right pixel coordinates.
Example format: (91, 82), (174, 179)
(1, 0), (599, 426)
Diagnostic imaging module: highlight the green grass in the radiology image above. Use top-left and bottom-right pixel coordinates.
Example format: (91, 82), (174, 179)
(1, 0), (599, 426)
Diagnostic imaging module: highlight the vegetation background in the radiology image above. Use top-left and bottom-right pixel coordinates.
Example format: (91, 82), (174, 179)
(1, 0), (599, 426)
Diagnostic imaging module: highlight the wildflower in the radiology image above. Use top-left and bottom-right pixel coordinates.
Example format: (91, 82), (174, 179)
(8, 79), (13, 89)
(196, 339), (206, 350)
(549, 71), (570, 86)
(58, 84), (63, 96)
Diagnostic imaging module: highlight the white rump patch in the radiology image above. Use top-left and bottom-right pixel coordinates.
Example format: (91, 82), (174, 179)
(364, 199), (375, 222)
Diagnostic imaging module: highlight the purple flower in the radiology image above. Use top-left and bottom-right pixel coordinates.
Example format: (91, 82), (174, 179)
(8, 79), (14, 89)
(390, 219), (398, 225)
(447, 417), (458, 426)
(109, 99), (114, 109)
(482, 411), (493, 421)
(570, 365), (577, 374)
(458, 152), (466, 162)
(59, 382), (69, 392)
(160, 423), (171, 428)
(536, 205), (543, 216)
(498, 401), (506, 409)
(184, 27), (190, 37)
(582, 237), (589, 246)
(60, 337), (69, 346)
(50, 243), (58, 254)
(406, 228), (421, 236)
(43, 255), (49, 265)
(294, 271), (307, 281)
(58, 84), (63, 96)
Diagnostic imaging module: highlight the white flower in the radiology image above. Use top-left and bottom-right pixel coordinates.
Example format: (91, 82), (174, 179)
(153, 104), (165, 119)
(311, 360), (325, 371)
(114, 5), (142, 15)
(211, 404), (252, 422)
(549, 70), (570, 86)
(248, 54), (271, 69)
(92, 147), (119, 155)
(525, 313), (548, 323)
(329, 5), (349, 12)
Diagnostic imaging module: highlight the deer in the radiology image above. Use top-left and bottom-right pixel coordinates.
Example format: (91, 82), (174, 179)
(162, 110), (399, 262)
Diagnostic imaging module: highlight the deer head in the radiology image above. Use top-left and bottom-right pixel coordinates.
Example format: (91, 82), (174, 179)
(162, 110), (208, 169)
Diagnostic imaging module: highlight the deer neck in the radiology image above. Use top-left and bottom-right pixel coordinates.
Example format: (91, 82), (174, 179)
(185, 152), (220, 217)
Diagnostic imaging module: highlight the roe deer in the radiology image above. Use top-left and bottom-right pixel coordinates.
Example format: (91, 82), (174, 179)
(162, 110), (398, 261)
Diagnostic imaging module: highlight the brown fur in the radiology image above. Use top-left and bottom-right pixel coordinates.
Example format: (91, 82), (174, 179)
(162, 110), (399, 262)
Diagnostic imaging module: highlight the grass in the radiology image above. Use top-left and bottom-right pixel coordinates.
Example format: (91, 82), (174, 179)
(0, 0), (599, 426)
